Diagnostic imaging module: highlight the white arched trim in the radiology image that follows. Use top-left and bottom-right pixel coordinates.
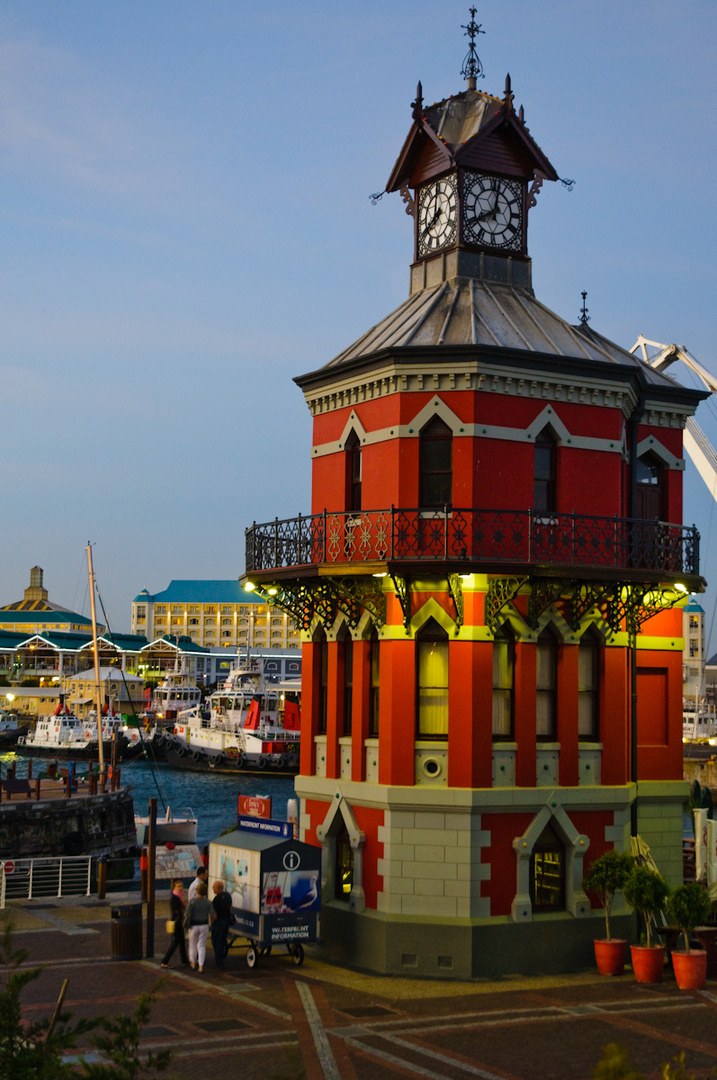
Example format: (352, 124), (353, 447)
(511, 802), (591, 923)
(316, 792), (366, 913)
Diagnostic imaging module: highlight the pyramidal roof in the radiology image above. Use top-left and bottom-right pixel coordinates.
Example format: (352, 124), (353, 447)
(309, 277), (689, 395)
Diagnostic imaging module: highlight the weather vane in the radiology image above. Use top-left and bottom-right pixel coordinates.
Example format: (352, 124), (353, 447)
(579, 291), (590, 325)
(461, 7), (485, 88)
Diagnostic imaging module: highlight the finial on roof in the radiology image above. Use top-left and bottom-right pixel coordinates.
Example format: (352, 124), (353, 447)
(411, 81), (424, 122)
(579, 291), (590, 325)
(460, 7), (485, 90)
(503, 73), (514, 113)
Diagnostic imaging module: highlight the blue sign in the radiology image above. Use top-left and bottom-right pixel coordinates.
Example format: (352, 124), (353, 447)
(237, 815), (291, 839)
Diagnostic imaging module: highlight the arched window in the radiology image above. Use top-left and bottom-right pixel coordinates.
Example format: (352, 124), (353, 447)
(368, 629), (380, 738)
(530, 822), (565, 911)
(578, 630), (600, 741)
(534, 428), (557, 513)
(536, 627), (557, 740)
(316, 628), (328, 736)
(416, 618), (449, 738)
(492, 625), (515, 740)
(335, 823), (354, 900)
(340, 628), (353, 736)
(635, 451), (665, 520)
(345, 430), (362, 512)
(419, 416), (453, 508)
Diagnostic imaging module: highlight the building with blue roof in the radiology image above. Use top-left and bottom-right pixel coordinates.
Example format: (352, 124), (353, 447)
(131, 580), (300, 652)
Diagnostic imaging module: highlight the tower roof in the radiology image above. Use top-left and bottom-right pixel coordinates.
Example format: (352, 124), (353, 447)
(298, 277), (702, 402)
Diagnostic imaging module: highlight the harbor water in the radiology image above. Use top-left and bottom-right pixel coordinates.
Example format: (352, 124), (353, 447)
(2, 750), (296, 850)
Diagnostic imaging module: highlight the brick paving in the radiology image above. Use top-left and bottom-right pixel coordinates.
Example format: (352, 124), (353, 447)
(5, 894), (717, 1079)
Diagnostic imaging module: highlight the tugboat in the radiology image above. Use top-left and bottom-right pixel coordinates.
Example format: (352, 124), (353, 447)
(0, 709), (20, 748)
(16, 702), (140, 761)
(160, 657), (300, 774)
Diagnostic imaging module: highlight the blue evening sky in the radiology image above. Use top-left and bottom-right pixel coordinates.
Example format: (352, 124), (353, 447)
(1, 1), (717, 641)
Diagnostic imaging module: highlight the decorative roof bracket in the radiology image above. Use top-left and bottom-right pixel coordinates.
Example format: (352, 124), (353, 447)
(391, 574), (412, 633)
(447, 573), (464, 634)
(485, 576), (529, 633)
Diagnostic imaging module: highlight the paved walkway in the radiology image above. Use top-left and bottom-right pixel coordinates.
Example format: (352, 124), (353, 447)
(5, 894), (717, 1080)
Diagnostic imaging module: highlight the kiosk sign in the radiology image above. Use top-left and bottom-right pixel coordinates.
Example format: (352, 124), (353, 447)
(237, 795), (272, 819)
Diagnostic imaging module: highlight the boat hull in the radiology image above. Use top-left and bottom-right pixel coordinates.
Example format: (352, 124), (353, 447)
(162, 737), (299, 776)
(17, 738), (142, 763)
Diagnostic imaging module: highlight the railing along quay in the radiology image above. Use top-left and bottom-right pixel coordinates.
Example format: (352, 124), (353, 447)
(246, 507), (699, 577)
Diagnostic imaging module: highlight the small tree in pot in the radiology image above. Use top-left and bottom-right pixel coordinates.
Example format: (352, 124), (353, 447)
(582, 850), (634, 975)
(665, 882), (712, 990)
(623, 865), (669, 983)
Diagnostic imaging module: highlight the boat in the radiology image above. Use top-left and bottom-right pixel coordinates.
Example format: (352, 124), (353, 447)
(160, 656), (301, 774)
(0, 709), (20, 748)
(683, 698), (717, 743)
(16, 702), (140, 760)
(134, 804), (198, 847)
(152, 667), (202, 720)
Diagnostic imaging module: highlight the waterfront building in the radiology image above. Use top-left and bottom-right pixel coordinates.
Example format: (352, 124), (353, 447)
(242, 30), (705, 978)
(683, 597), (707, 704)
(131, 580), (301, 651)
(0, 567), (101, 635)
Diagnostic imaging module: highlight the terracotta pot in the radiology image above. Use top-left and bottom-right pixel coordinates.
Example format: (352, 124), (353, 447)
(672, 949), (707, 991)
(594, 939), (626, 976)
(630, 944), (665, 984)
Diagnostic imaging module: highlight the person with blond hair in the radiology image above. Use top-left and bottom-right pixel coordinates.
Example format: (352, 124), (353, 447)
(161, 880), (189, 969)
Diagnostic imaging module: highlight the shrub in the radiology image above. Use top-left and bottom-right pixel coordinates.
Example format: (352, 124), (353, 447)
(582, 850), (634, 941)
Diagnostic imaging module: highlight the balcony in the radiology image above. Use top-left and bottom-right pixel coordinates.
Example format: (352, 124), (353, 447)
(245, 507), (700, 581)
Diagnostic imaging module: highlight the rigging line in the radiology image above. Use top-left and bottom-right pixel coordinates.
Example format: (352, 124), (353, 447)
(95, 587), (168, 811)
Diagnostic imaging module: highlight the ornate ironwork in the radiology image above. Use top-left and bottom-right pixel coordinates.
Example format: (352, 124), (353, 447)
(579, 291), (590, 325)
(246, 575), (386, 634)
(527, 578), (570, 629)
(391, 574), (411, 632)
(568, 581), (617, 631)
(245, 507), (700, 579)
(607, 583), (685, 637)
(485, 577), (529, 632)
(460, 7), (485, 84)
(447, 573), (464, 633)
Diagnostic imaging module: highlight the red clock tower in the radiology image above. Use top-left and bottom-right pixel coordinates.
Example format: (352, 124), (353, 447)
(243, 30), (706, 976)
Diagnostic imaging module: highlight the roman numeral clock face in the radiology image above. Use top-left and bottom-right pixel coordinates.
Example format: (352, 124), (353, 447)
(417, 177), (457, 257)
(462, 173), (523, 251)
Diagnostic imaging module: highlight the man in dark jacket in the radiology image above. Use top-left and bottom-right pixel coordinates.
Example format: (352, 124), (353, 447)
(211, 879), (233, 969)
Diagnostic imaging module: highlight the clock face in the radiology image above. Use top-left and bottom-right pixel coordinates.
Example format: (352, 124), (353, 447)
(462, 173), (523, 250)
(417, 177), (457, 257)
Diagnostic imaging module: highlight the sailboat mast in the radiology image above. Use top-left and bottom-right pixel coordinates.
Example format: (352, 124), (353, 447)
(86, 543), (105, 776)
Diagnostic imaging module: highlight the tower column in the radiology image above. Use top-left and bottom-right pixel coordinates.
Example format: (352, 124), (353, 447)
(299, 640), (321, 776)
(514, 642), (536, 786)
(558, 644), (579, 786)
(378, 639), (415, 786)
(448, 640), (492, 787)
(351, 639), (370, 782)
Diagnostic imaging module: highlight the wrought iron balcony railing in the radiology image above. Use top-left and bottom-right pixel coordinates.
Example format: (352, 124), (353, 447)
(245, 507), (699, 578)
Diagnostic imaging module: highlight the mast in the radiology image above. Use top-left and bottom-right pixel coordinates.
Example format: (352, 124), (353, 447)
(86, 543), (105, 777)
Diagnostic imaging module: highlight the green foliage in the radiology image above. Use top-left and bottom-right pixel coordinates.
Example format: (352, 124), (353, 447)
(688, 779), (713, 820)
(78, 982), (173, 1080)
(665, 883), (713, 952)
(622, 866), (669, 948)
(0, 915), (94, 1080)
(0, 914), (172, 1080)
(592, 1042), (717, 1079)
(582, 850), (634, 940)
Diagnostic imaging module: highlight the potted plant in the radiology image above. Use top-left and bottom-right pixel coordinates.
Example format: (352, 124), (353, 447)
(623, 865), (669, 983)
(582, 850), (634, 975)
(665, 882), (712, 990)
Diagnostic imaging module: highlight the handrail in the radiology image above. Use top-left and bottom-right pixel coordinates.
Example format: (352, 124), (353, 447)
(245, 507), (699, 577)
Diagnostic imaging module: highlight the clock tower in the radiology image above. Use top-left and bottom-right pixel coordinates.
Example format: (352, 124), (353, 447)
(387, 44), (558, 294)
(242, 19), (706, 979)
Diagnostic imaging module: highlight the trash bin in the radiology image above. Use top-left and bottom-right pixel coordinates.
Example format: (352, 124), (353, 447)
(110, 902), (143, 961)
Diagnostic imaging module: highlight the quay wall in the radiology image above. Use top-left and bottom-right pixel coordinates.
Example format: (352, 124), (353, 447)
(0, 789), (135, 859)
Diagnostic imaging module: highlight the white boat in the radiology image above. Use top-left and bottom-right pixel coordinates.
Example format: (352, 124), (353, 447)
(152, 669), (202, 720)
(16, 703), (138, 760)
(160, 656), (301, 773)
(134, 804), (198, 847)
(0, 709), (20, 747)
(683, 698), (717, 742)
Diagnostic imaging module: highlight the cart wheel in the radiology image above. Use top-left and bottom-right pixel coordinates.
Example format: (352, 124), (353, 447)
(246, 945), (258, 969)
(260, 945), (272, 957)
(290, 943), (304, 966)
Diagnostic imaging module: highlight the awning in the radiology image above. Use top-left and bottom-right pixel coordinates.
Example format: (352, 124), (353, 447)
(70, 697), (93, 705)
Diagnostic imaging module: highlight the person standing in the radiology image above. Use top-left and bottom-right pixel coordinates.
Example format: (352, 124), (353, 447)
(161, 880), (189, 969)
(183, 881), (212, 972)
(187, 865), (208, 903)
(211, 879), (233, 970)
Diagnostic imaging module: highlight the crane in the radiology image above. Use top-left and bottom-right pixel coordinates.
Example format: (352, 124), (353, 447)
(630, 336), (717, 502)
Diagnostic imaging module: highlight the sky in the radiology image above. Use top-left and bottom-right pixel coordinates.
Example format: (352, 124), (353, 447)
(1, 1), (717, 640)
